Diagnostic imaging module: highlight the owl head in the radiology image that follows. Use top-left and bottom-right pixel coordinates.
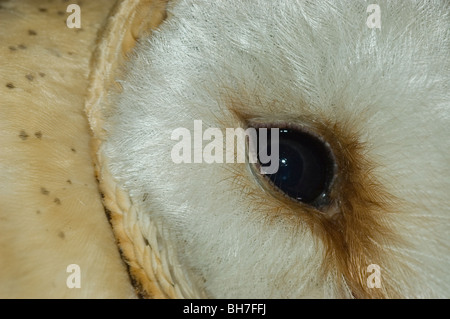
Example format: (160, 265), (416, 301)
(86, 0), (450, 298)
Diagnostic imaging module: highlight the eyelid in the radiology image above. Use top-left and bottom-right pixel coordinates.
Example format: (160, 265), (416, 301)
(245, 119), (336, 153)
(248, 156), (337, 220)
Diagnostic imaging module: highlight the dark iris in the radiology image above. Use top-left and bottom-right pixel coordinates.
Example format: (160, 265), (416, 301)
(256, 128), (334, 206)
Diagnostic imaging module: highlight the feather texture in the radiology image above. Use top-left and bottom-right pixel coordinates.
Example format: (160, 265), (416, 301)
(103, 0), (450, 298)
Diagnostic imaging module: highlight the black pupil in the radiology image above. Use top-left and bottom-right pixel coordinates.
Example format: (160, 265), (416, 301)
(256, 128), (334, 205)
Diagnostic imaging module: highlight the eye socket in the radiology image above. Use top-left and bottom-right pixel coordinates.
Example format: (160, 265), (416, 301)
(253, 127), (335, 207)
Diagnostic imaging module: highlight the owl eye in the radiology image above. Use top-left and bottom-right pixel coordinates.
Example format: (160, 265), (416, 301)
(254, 127), (335, 207)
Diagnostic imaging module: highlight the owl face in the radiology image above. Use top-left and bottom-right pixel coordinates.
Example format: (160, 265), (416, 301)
(101, 0), (450, 298)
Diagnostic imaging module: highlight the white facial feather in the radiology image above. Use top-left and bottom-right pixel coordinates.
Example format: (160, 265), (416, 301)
(103, 0), (449, 298)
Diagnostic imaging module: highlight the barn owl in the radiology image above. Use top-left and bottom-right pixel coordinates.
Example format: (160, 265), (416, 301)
(84, 0), (450, 299)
